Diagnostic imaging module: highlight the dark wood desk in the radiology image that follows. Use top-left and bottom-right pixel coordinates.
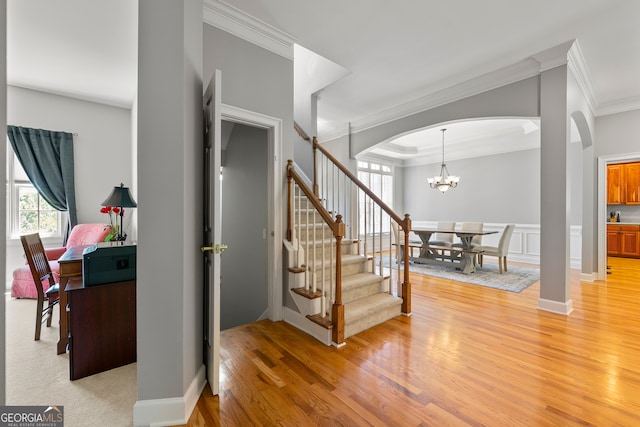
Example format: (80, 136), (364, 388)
(66, 277), (136, 380)
(56, 245), (90, 354)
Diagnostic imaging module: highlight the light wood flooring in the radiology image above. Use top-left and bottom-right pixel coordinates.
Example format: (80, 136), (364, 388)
(177, 257), (640, 426)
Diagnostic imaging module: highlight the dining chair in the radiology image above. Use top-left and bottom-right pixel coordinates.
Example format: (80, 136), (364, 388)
(452, 222), (483, 264)
(20, 233), (60, 340)
(429, 221), (456, 260)
(391, 221), (422, 263)
(477, 224), (516, 274)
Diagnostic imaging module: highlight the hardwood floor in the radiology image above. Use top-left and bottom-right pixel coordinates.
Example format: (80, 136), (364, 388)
(177, 257), (640, 426)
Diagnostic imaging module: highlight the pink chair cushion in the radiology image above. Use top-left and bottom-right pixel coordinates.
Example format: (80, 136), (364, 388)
(11, 261), (60, 299)
(11, 223), (111, 299)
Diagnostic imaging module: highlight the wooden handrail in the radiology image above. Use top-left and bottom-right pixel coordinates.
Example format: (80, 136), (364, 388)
(287, 160), (344, 238)
(313, 137), (410, 232)
(310, 134), (412, 316)
(294, 121), (311, 142)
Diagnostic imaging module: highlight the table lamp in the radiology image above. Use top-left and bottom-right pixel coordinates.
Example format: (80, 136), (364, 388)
(101, 183), (137, 241)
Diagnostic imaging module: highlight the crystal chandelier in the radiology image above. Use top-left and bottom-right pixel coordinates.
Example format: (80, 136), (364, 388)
(427, 128), (459, 193)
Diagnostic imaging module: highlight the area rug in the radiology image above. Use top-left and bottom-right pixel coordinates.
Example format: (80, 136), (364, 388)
(383, 257), (540, 293)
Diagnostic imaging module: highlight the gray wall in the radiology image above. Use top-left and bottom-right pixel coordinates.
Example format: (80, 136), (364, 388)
(203, 25), (294, 160)
(404, 148), (541, 224)
(137, 0), (203, 407)
(350, 77), (540, 157)
(221, 123), (268, 330)
(594, 110), (640, 158)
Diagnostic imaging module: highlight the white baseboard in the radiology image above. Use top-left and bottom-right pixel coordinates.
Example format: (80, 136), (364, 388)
(537, 298), (574, 315)
(133, 364), (206, 427)
(283, 306), (332, 346)
(580, 272), (596, 282)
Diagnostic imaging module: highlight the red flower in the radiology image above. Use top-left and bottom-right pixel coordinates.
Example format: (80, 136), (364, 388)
(100, 206), (112, 214)
(113, 207), (121, 215)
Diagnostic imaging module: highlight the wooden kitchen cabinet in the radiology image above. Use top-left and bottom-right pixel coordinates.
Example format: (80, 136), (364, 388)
(607, 162), (640, 205)
(607, 226), (622, 255)
(607, 164), (624, 204)
(607, 224), (640, 257)
(624, 162), (640, 204)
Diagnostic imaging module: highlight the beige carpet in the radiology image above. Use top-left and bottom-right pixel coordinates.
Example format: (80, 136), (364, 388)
(5, 293), (136, 427)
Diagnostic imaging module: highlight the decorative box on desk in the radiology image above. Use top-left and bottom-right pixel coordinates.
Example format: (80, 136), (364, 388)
(66, 243), (137, 380)
(82, 242), (136, 285)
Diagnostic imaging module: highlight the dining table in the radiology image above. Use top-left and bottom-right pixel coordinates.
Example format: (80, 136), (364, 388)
(410, 228), (498, 274)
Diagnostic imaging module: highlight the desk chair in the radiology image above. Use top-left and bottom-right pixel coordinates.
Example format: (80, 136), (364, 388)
(21, 233), (60, 340)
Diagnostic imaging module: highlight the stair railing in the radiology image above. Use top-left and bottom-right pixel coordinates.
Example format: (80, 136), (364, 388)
(287, 160), (346, 344)
(311, 136), (412, 316)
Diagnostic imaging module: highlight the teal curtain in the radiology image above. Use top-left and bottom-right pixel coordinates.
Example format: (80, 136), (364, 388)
(7, 125), (78, 244)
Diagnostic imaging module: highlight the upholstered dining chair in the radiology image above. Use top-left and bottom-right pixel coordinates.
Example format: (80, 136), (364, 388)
(391, 221), (422, 262)
(20, 233), (60, 340)
(477, 224), (516, 274)
(452, 222), (483, 264)
(429, 221), (456, 247)
(427, 221), (456, 261)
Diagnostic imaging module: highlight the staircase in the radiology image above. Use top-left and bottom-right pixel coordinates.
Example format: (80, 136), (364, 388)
(288, 195), (402, 343)
(284, 128), (413, 347)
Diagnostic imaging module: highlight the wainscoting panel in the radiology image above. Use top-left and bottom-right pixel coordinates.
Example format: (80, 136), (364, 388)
(411, 221), (582, 268)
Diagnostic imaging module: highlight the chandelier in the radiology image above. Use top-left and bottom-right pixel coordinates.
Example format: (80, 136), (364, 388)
(427, 128), (459, 193)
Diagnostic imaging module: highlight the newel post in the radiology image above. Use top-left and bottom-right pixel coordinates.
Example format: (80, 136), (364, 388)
(332, 214), (346, 345)
(312, 137), (319, 197)
(286, 160), (293, 241)
(402, 214), (412, 315)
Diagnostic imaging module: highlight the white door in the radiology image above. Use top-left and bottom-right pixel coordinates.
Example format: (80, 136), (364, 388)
(202, 69), (224, 395)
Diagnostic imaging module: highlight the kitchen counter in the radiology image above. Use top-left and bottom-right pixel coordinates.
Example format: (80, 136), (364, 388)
(607, 222), (640, 225)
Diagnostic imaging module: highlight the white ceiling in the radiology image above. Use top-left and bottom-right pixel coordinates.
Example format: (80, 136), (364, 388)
(7, 1), (640, 162)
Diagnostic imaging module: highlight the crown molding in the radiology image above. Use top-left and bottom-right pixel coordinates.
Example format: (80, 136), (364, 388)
(567, 41), (598, 114)
(530, 39), (574, 72)
(348, 57), (541, 135)
(595, 96), (640, 117)
(203, 0), (295, 60)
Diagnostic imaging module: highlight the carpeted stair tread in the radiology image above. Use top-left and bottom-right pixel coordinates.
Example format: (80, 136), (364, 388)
(341, 272), (384, 290)
(306, 253), (367, 270)
(344, 293), (402, 323)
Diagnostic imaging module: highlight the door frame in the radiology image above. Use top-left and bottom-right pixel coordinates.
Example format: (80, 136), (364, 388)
(597, 151), (640, 280)
(220, 103), (283, 321)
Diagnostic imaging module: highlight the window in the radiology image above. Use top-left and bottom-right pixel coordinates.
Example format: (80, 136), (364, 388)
(357, 161), (393, 233)
(6, 143), (64, 238)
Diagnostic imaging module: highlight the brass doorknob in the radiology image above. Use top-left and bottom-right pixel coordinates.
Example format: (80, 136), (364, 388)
(200, 244), (228, 254)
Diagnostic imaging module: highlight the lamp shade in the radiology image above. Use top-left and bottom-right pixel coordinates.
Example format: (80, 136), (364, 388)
(101, 183), (137, 208)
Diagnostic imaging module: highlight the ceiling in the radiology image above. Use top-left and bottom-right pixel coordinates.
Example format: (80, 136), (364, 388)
(7, 1), (640, 163)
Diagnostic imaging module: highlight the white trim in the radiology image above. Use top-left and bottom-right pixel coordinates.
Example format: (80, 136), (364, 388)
(203, 0), (295, 60)
(580, 272), (596, 282)
(283, 307), (332, 346)
(133, 364), (206, 427)
(220, 103), (284, 322)
(567, 40), (598, 116)
(537, 298), (574, 315)
(597, 152), (640, 281)
(596, 96), (640, 117)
